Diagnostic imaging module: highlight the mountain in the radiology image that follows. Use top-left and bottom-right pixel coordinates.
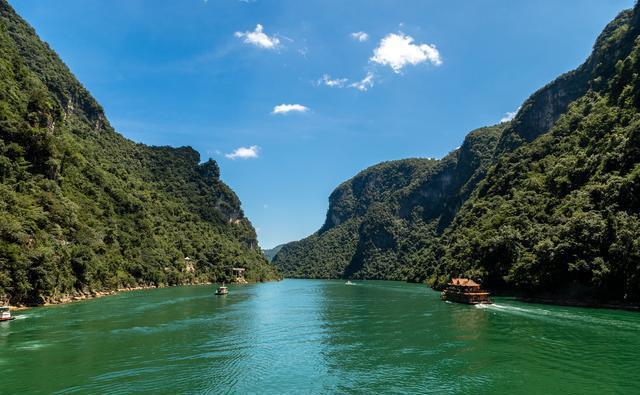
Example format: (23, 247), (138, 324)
(0, 1), (278, 305)
(438, 5), (640, 301)
(274, 4), (640, 303)
(263, 244), (286, 262)
(273, 124), (503, 280)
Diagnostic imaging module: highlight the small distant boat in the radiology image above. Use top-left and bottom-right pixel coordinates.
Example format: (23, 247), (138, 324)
(441, 278), (491, 305)
(345, 280), (355, 285)
(0, 306), (14, 322)
(215, 284), (229, 295)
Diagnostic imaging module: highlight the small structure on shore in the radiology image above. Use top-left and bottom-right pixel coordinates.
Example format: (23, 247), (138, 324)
(441, 278), (491, 305)
(183, 257), (195, 274)
(229, 267), (247, 284)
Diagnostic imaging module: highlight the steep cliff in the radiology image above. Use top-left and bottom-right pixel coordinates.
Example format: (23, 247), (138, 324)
(439, 5), (640, 302)
(275, 4), (640, 303)
(0, 1), (277, 305)
(273, 125), (502, 280)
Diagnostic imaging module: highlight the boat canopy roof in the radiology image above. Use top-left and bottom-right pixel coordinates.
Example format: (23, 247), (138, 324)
(0, 306), (10, 311)
(449, 278), (480, 287)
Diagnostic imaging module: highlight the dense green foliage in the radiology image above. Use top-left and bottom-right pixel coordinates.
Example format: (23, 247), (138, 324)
(275, 4), (640, 303)
(274, 126), (503, 280)
(262, 244), (286, 262)
(438, 6), (640, 301)
(0, 1), (277, 305)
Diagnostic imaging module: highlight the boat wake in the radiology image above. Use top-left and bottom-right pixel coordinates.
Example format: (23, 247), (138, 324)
(475, 303), (640, 330)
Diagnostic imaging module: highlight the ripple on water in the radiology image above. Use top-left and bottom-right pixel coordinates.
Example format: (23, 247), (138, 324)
(131, 294), (211, 313)
(16, 340), (50, 351)
(110, 315), (215, 335)
(2, 280), (639, 394)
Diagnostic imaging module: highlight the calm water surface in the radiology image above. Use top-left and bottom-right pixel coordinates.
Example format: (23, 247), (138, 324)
(2, 279), (639, 394)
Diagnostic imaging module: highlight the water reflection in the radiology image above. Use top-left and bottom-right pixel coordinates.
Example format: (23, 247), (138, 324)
(1, 280), (639, 394)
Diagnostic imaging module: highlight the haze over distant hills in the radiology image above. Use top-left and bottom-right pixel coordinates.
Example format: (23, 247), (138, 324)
(262, 244), (286, 262)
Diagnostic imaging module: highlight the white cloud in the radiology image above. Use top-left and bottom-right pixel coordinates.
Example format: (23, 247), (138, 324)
(500, 106), (521, 123)
(351, 31), (369, 42)
(349, 72), (375, 91)
(234, 24), (280, 49)
(371, 33), (442, 73)
(272, 104), (309, 114)
(225, 145), (260, 160)
(315, 72), (375, 92)
(317, 74), (348, 88)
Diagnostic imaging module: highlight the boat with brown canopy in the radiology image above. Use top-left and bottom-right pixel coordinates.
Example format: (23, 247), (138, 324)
(441, 278), (491, 305)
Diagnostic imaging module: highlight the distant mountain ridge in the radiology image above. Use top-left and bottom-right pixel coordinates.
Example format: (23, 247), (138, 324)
(273, 126), (502, 280)
(263, 244), (286, 262)
(0, 0), (277, 305)
(274, 3), (640, 303)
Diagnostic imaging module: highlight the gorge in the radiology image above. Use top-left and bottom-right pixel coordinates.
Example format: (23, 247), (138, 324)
(274, 3), (640, 305)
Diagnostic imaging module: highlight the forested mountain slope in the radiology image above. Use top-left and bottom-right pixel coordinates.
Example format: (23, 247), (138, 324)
(438, 5), (640, 301)
(275, 4), (640, 303)
(0, 0), (277, 305)
(263, 244), (286, 262)
(273, 125), (503, 280)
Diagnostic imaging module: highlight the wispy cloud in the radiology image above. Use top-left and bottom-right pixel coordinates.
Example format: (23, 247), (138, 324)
(371, 33), (442, 73)
(298, 47), (309, 57)
(225, 145), (260, 159)
(315, 72), (375, 92)
(234, 24), (280, 49)
(272, 104), (309, 114)
(351, 31), (369, 42)
(349, 72), (375, 91)
(317, 74), (348, 88)
(500, 106), (521, 123)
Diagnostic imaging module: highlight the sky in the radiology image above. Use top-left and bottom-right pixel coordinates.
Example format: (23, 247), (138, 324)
(10, 0), (634, 248)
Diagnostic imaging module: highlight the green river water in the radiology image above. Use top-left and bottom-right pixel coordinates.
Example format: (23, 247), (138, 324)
(1, 279), (639, 394)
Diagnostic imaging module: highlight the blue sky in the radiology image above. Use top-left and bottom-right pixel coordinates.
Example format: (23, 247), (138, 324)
(10, 0), (634, 248)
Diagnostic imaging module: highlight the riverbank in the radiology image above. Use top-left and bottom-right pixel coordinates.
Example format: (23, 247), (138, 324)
(7, 284), (197, 311)
(285, 277), (640, 313)
(7, 279), (278, 311)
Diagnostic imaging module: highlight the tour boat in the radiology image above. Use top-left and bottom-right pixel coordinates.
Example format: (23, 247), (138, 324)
(0, 306), (14, 322)
(215, 284), (229, 295)
(345, 280), (355, 285)
(441, 278), (491, 305)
